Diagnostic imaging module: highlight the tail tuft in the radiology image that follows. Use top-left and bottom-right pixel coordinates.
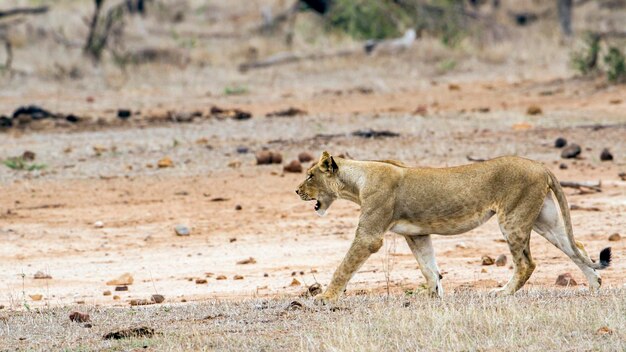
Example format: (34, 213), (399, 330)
(599, 247), (612, 269)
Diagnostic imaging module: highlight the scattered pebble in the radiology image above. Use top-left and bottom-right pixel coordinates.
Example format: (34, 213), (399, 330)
(94, 221), (104, 228)
(481, 255), (495, 266)
(286, 300), (304, 311)
(117, 109), (132, 119)
(233, 275), (244, 280)
(235, 205), (242, 210)
(236, 146), (249, 154)
(69, 311), (90, 323)
(104, 326), (155, 340)
(129, 299), (152, 306)
(174, 225), (190, 236)
(216, 275), (227, 280)
(526, 105), (542, 115)
(195, 278), (208, 284)
(290, 278), (301, 286)
(22, 151), (36, 161)
(236, 257), (257, 265)
(33, 271), (52, 279)
(600, 148), (613, 161)
(559, 163), (568, 170)
(227, 160), (241, 168)
(555, 273), (577, 286)
(151, 294), (165, 304)
(495, 254), (507, 267)
(29, 294), (43, 301)
(561, 144), (581, 159)
(115, 286), (129, 291)
(157, 157), (174, 168)
(266, 107), (307, 117)
(554, 137), (567, 148)
(106, 273), (134, 286)
(596, 326), (614, 336)
(103, 290), (111, 296)
(298, 152), (314, 163)
(255, 150), (283, 165)
(283, 160), (303, 173)
(307, 283), (322, 297)
(608, 233), (621, 242)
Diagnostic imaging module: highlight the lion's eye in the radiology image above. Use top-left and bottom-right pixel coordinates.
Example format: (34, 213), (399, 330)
(307, 174), (313, 181)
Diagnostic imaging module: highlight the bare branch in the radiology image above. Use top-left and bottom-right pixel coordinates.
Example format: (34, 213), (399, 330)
(0, 6), (48, 19)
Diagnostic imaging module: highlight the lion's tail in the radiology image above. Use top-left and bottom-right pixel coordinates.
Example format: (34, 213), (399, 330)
(546, 170), (611, 270)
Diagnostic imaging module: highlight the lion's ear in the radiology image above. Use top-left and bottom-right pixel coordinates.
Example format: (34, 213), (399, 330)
(319, 151), (338, 174)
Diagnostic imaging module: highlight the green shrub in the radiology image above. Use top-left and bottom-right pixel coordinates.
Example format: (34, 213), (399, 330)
(327, 0), (409, 40)
(3, 157), (46, 171)
(570, 33), (600, 75)
(604, 46), (626, 83)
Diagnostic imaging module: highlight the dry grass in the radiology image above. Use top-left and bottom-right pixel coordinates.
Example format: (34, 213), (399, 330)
(1, 289), (624, 351)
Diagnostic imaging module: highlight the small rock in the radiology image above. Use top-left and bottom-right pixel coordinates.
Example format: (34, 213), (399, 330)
(103, 290), (111, 296)
(283, 160), (303, 173)
(559, 163), (568, 170)
(290, 278), (301, 286)
(236, 146), (249, 154)
(117, 109), (132, 119)
(129, 299), (152, 306)
(151, 294), (165, 304)
(235, 205), (242, 211)
(608, 233), (621, 241)
(30, 294), (43, 301)
(298, 152), (314, 163)
(103, 326), (155, 340)
(266, 107), (307, 117)
(195, 278), (208, 284)
(619, 172), (626, 181)
(227, 160), (241, 168)
(69, 311), (90, 323)
(555, 273), (577, 286)
(113, 295), (120, 300)
(307, 283), (322, 297)
(286, 300), (304, 311)
(229, 237), (237, 242)
(561, 144), (581, 159)
(448, 84), (461, 91)
(106, 273), (134, 286)
(255, 150), (282, 165)
(263, 273), (269, 277)
(236, 257), (257, 265)
(21, 151), (36, 161)
(456, 242), (468, 249)
(481, 255), (495, 266)
(526, 105), (542, 115)
(33, 271), (52, 280)
(174, 225), (190, 236)
(600, 148), (613, 161)
(596, 326), (614, 336)
(157, 157), (174, 168)
(554, 137), (567, 148)
(115, 286), (129, 291)
(216, 275), (227, 280)
(495, 254), (507, 267)
(94, 221), (104, 228)
(233, 275), (244, 280)
(481, 268), (487, 273)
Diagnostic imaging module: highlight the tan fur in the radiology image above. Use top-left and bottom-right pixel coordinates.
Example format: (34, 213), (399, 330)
(296, 152), (611, 304)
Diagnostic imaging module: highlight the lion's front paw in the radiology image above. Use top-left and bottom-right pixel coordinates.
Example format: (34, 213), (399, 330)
(313, 292), (338, 306)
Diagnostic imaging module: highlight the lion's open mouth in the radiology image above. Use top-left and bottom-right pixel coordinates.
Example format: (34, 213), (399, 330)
(314, 200), (321, 211)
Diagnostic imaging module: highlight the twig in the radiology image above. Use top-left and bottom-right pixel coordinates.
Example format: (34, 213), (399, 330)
(0, 6), (48, 19)
(560, 180), (602, 193)
(466, 155), (486, 162)
(239, 49), (357, 72)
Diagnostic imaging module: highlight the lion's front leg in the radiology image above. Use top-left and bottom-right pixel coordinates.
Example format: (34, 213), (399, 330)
(315, 233), (384, 304)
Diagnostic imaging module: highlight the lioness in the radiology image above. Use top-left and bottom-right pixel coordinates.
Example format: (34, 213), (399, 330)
(296, 152), (612, 303)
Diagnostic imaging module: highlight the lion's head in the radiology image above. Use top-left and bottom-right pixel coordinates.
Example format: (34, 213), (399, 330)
(295, 151), (340, 216)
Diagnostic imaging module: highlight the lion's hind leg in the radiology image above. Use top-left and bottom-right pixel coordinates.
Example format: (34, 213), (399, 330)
(533, 195), (602, 291)
(405, 235), (443, 298)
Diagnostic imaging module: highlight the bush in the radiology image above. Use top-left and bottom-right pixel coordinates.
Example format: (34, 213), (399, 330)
(604, 47), (626, 83)
(327, 0), (409, 40)
(570, 32), (600, 75)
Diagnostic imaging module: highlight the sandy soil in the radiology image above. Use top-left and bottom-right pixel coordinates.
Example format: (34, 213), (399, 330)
(1, 75), (625, 309)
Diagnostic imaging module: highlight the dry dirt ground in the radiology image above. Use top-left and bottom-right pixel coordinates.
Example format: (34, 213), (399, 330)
(0, 0), (626, 350)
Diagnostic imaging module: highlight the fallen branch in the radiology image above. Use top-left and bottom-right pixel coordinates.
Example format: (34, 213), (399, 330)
(560, 180), (601, 193)
(466, 155), (486, 162)
(239, 49), (357, 72)
(0, 6), (48, 19)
